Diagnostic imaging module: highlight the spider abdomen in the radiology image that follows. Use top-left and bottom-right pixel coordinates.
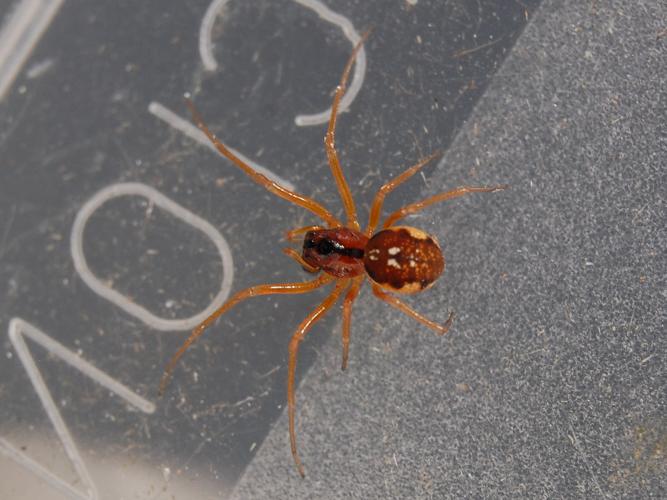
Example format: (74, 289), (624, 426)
(364, 226), (445, 294)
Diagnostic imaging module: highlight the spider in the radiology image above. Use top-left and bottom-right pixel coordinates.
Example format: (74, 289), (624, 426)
(159, 33), (506, 477)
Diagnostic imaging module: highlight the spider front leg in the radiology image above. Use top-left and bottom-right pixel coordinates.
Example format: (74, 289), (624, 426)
(185, 98), (341, 227)
(282, 248), (319, 273)
(288, 279), (349, 477)
(158, 274), (333, 396)
(285, 225), (323, 242)
(371, 283), (454, 335)
(323, 31), (370, 231)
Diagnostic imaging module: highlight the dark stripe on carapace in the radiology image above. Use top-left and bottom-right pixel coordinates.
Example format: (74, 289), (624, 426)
(303, 237), (364, 258)
(339, 247), (364, 259)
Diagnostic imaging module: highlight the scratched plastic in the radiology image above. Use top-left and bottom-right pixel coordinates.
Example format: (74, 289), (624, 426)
(0, 1), (538, 498)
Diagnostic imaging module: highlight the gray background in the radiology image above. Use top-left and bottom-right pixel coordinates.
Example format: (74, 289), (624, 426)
(0, 0), (664, 499)
(233, 0), (666, 498)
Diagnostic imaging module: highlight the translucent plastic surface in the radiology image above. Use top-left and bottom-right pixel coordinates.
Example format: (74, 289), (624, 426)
(0, 1), (537, 497)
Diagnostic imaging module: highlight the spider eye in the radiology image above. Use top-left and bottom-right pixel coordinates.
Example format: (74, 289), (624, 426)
(303, 238), (316, 249)
(316, 239), (334, 255)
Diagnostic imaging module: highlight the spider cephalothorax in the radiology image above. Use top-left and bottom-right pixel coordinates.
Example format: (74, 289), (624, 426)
(301, 227), (367, 277)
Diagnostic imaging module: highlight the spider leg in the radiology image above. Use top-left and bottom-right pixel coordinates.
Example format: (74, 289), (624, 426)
(372, 283), (454, 335)
(341, 276), (364, 370)
(285, 224), (324, 242)
(185, 99), (340, 227)
(288, 279), (349, 477)
(324, 31), (371, 231)
(159, 274), (334, 396)
(282, 247), (319, 273)
(382, 184), (508, 229)
(366, 151), (442, 236)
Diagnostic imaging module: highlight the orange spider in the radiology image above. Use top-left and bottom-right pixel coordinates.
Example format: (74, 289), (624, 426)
(159, 33), (506, 477)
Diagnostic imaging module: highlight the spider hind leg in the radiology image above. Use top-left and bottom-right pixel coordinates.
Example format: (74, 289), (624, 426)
(341, 276), (364, 370)
(287, 279), (349, 477)
(371, 283), (454, 335)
